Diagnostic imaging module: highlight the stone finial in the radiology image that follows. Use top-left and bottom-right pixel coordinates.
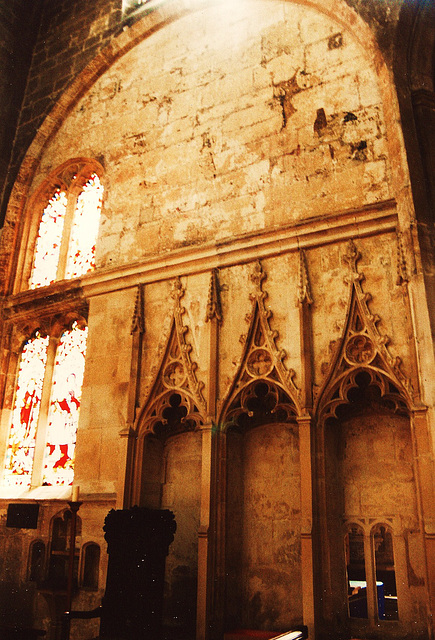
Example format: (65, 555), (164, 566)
(250, 259), (266, 292)
(343, 239), (364, 285)
(171, 276), (184, 301)
(205, 268), (222, 323)
(298, 248), (313, 305)
(131, 284), (145, 335)
(343, 239), (360, 273)
(396, 231), (409, 286)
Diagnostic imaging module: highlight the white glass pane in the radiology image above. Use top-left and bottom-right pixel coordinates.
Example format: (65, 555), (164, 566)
(42, 323), (88, 486)
(65, 174), (103, 279)
(29, 190), (67, 288)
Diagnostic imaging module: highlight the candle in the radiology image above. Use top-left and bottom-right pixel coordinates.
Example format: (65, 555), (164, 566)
(72, 485), (80, 502)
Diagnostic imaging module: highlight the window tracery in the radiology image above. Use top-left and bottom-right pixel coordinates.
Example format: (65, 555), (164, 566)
(3, 332), (49, 486)
(3, 320), (88, 489)
(344, 522), (399, 623)
(29, 190), (68, 289)
(25, 160), (104, 292)
(43, 322), (88, 486)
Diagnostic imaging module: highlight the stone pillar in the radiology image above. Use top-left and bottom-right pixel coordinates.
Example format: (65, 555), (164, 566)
(197, 424), (214, 640)
(412, 408), (435, 623)
(298, 415), (315, 640)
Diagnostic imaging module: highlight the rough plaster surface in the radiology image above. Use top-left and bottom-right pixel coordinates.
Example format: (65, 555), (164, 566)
(32, 2), (390, 270)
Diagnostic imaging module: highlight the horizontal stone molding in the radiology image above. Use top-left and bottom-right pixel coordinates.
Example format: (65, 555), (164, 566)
(81, 199), (398, 297)
(2, 199), (398, 310)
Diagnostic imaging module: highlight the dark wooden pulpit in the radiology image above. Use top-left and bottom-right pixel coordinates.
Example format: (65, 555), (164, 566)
(99, 506), (176, 640)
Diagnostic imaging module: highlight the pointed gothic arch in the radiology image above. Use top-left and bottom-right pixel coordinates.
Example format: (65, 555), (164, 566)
(130, 277), (206, 503)
(315, 239), (414, 426)
(135, 277), (206, 442)
(218, 261), (305, 632)
(127, 277), (206, 637)
(313, 240), (428, 639)
(219, 260), (301, 431)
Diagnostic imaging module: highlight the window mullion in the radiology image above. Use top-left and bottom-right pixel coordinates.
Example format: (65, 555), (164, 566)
(364, 532), (378, 623)
(56, 192), (76, 281)
(30, 335), (59, 488)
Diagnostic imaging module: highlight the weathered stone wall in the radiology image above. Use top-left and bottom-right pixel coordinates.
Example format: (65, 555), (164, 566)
(1, 0), (121, 224)
(0, 2), (434, 639)
(0, 1), (41, 219)
(26, 2), (393, 271)
(0, 0), (409, 225)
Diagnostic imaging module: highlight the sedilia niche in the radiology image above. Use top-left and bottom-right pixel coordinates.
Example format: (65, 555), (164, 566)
(223, 380), (302, 632)
(324, 371), (411, 630)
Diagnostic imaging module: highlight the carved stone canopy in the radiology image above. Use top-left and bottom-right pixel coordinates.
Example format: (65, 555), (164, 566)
(219, 261), (300, 430)
(136, 278), (206, 440)
(315, 240), (412, 426)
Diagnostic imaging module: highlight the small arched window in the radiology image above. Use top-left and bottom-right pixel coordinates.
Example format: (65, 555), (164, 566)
(345, 523), (399, 624)
(28, 540), (46, 583)
(81, 542), (100, 590)
(26, 160), (104, 291)
(48, 510), (81, 590)
(3, 321), (88, 488)
(373, 524), (398, 620)
(345, 525), (368, 619)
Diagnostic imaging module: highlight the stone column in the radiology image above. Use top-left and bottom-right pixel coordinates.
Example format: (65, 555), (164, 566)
(298, 414), (315, 639)
(412, 408), (435, 620)
(197, 269), (222, 640)
(197, 423), (214, 640)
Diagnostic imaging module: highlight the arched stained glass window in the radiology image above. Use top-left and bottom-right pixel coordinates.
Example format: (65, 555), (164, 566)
(43, 323), (88, 486)
(27, 164), (104, 290)
(4, 333), (49, 486)
(29, 190), (68, 289)
(65, 173), (104, 279)
(3, 321), (88, 490)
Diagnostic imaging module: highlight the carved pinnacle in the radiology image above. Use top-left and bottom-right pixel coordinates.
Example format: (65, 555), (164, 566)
(250, 259), (266, 292)
(131, 284), (145, 335)
(298, 248), (313, 305)
(206, 268), (223, 323)
(396, 231), (409, 286)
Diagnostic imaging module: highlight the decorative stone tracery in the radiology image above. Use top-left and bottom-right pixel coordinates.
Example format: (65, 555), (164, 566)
(315, 239), (412, 425)
(136, 277), (206, 439)
(219, 260), (300, 430)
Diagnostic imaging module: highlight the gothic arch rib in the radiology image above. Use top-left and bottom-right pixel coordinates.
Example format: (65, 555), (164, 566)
(136, 277), (207, 439)
(218, 260), (301, 431)
(315, 240), (413, 426)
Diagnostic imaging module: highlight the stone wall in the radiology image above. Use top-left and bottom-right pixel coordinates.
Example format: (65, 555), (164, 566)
(0, 2), (434, 639)
(0, 1), (41, 220)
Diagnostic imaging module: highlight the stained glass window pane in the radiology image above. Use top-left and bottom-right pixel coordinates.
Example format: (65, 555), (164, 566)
(65, 174), (103, 279)
(4, 333), (49, 486)
(29, 189), (67, 289)
(42, 323), (88, 486)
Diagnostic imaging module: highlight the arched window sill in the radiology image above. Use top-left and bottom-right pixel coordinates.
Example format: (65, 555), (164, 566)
(0, 485), (72, 501)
